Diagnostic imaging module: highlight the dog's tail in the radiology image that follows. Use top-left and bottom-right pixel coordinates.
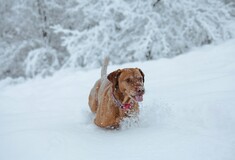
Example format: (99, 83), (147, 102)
(101, 56), (109, 78)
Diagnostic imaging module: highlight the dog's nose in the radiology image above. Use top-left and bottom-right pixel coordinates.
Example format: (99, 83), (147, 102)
(137, 88), (145, 94)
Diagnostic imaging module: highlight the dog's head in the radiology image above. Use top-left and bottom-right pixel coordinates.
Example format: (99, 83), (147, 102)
(108, 68), (145, 102)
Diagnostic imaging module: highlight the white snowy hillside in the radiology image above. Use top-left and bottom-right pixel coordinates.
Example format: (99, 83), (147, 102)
(1, 39), (235, 160)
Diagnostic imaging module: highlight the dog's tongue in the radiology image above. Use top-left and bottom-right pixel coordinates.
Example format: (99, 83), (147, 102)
(135, 95), (143, 102)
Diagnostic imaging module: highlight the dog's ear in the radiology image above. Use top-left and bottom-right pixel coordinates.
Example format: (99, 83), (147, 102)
(138, 68), (145, 82)
(107, 69), (122, 89)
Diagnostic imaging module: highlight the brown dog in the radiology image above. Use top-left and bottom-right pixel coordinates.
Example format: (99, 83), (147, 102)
(88, 58), (145, 129)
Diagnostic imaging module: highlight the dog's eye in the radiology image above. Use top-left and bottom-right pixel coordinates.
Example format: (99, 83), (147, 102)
(126, 78), (131, 83)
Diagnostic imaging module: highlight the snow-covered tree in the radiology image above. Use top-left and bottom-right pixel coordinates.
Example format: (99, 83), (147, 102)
(54, 0), (235, 69)
(0, 0), (69, 79)
(0, 0), (235, 79)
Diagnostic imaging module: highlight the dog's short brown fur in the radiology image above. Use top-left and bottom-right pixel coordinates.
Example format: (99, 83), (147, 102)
(88, 58), (145, 128)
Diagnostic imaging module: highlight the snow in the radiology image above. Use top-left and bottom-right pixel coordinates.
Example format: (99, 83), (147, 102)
(1, 39), (235, 160)
(1, 0), (235, 79)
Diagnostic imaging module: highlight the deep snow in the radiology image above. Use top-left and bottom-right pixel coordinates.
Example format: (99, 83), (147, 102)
(0, 39), (235, 160)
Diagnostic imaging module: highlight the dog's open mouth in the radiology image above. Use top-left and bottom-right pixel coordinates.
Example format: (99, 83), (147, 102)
(130, 94), (143, 102)
(134, 95), (143, 102)
(127, 90), (145, 102)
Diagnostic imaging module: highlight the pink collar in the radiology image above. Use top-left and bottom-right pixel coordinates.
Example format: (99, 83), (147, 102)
(111, 93), (134, 110)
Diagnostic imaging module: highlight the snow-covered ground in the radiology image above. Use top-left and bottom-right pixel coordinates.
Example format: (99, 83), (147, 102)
(1, 39), (235, 160)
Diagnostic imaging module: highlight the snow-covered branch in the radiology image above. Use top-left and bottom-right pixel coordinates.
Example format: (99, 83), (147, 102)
(0, 0), (234, 79)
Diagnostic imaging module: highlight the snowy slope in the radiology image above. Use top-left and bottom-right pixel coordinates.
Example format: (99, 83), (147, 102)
(1, 39), (235, 160)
